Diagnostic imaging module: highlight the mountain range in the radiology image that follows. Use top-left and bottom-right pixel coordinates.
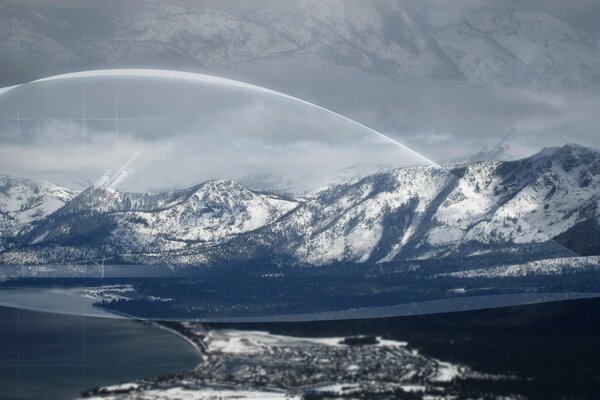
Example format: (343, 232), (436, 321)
(1, 143), (598, 267)
(2, 0), (600, 91)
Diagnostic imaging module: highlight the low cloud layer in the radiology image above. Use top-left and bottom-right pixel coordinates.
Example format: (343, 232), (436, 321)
(0, 75), (428, 191)
(233, 56), (600, 162)
(2, 1), (600, 183)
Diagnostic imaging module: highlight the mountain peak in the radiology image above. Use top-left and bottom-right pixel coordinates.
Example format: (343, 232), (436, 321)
(552, 143), (599, 161)
(553, 143), (595, 155)
(1, 143), (599, 266)
(0, 176), (78, 238)
(529, 143), (598, 161)
(197, 179), (250, 192)
(562, 143), (586, 149)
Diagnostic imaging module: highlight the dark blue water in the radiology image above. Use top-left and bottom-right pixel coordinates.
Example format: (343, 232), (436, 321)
(0, 307), (201, 400)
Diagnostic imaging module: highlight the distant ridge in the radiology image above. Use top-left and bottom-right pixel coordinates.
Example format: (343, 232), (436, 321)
(0, 144), (599, 267)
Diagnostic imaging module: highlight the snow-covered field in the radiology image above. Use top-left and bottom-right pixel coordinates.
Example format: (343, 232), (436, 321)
(204, 330), (407, 354)
(87, 387), (296, 400)
(82, 285), (136, 302)
(442, 256), (600, 279)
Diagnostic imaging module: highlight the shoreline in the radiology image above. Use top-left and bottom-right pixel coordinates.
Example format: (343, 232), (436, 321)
(79, 296), (600, 399)
(152, 322), (206, 365)
(91, 304), (206, 365)
(92, 291), (600, 323)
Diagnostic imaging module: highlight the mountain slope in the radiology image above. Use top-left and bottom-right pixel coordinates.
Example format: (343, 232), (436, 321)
(1, 1), (600, 91)
(1, 180), (298, 264)
(232, 144), (598, 266)
(0, 144), (598, 266)
(418, 144), (600, 258)
(262, 165), (453, 265)
(0, 175), (78, 247)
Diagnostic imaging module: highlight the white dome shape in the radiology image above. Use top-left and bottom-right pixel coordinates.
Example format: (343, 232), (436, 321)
(0, 69), (435, 194)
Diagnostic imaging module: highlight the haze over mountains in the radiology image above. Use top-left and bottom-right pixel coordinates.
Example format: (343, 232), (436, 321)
(2, 0), (600, 90)
(1, 144), (598, 267)
(3, 0), (600, 269)
(2, 0), (600, 159)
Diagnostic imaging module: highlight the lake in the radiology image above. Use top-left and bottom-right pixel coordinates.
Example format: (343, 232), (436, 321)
(0, 306), (202, 400)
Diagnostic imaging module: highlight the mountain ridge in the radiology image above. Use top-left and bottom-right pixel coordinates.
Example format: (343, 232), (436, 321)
(2, 1), (600, 91)
(0, 144), (598, 267)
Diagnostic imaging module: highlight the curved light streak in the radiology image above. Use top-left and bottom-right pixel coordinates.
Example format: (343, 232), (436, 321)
(0, 69), (438, 167)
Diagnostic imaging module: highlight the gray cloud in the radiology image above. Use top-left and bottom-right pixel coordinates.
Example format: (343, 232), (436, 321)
(232, 56), (600, 162)
(0, 75), (427, 191)
(1, 0), (600, 176)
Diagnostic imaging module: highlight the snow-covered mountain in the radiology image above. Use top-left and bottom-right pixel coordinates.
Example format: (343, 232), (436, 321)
(0, 180), (297, 265)
(0, 144), (598, 266)
(0, 175), (78, 246)
(2, 0), (600, 91)
(227, 144), (597, 266)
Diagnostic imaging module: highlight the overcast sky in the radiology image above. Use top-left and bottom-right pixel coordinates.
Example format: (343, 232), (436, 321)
(1, 0), (600, 187)
(0, 73), (430, 191)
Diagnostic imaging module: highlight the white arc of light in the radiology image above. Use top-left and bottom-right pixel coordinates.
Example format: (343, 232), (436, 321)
(0, 68), (439, 167)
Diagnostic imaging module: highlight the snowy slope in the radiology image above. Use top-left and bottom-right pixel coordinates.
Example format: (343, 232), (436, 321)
(3, 179), (298, 262)
(248, 144), (600, 265)
(441, 256), (600, 279)
(0, 175), (78, 241)
(108, 180), (298, 252)
(276, 166), (452, 265)
(443, 144), (600, 249)
(0, 144), (599, 266)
